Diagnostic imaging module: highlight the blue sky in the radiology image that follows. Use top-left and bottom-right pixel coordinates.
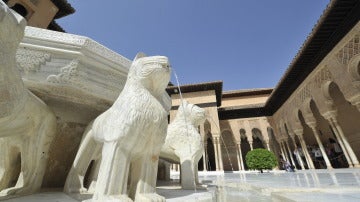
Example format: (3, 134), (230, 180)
(58, 0), (329, 91)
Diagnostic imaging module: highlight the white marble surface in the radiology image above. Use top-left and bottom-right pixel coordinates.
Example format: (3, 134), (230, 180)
(3, 192), (78, 202)
(4, 169), (360, 202)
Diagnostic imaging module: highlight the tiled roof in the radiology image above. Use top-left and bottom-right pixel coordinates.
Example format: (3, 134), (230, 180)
(222, 88), (273, 98)
(265, 0), (360, 115)
(47, 20), (65, 32)
(51, 0), (75, 19)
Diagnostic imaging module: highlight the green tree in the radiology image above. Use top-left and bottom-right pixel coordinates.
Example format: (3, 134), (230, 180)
(245, 148), (277, 173)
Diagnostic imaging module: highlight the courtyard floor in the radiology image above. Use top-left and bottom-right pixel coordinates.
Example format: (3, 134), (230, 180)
(3, 168), (360, 202)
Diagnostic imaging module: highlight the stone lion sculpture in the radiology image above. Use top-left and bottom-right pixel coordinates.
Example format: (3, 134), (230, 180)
(160, 100), (206, 189)
(0, 1), (57, 198)
(64, 53), (171, 202)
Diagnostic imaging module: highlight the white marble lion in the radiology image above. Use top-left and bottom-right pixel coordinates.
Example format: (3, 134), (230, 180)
(160, 100), (206, 189)
(0, 1), (57, 199)
(64, 53), (171, 202)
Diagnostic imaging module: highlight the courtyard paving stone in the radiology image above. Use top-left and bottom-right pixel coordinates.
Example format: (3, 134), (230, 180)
(3, 168), (360, 201)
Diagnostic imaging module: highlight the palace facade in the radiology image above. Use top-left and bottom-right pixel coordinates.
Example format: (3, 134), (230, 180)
(167, 0), (360, 171)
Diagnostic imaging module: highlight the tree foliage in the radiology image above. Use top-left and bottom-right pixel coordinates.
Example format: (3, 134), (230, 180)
(245, 148), (277, 172)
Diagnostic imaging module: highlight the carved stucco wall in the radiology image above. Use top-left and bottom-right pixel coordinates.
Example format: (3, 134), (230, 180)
(220, 118), (271, 145)
(270, 22), (360, 157)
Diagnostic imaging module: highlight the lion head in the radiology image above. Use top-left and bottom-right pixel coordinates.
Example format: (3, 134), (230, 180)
(177, 100), (206, 126)
(127, 53), (171, 94)
(0, 1), (27, 52)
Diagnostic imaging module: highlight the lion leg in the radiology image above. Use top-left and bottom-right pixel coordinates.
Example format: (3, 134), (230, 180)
(2, 114), (56, 196)
(106, 146), (132, 201)
(131, 154), (165, 202)
(0, 143), (32, 196)
(192, 158), (206, 189)
(0, 140), (20, 194)
(0, 139), (10, 191)
(0, 137), (32, 197)
(92, 142), (132, 202)
(86, 157), (101, 193)
(64, 128), (100, 194)
(179, 157), (196, 190)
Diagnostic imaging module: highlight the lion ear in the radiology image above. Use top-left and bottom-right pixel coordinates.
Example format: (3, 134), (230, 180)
(134, 52), (147, 61)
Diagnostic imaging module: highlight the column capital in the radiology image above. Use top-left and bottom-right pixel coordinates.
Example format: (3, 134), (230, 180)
(302, 112), (317, 127)
(322, 110), (338, 120)
(305, 121), (317, 129)
(348, 94), (360, 111)
(293, 129), (303, 136)
(213, 137), (220, 144)
(288, 133), (296, 140)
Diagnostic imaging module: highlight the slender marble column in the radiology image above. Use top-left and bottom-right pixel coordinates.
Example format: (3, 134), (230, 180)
(332, 118), (360, 167)
(213, 138), (220, 171)
(326, 117), (353, 167)
(285, 140), (296, 169)
(214, 137), (224, 171)
(279, 141), (287, 161)
(238, 143), (245, 170)
(281, 141), (290, 162)
(205, 143), (210, 171)
(296, 147), (305, 170)
(297, 134), (315, 169)
(217, 137), (224, 171)
(249, 141), (253, 151)
(290, 135), (305, 170)
(308, 124), (333, 169)
(265, 141), (270, 151)
(235, 142), (241, 171)
(200, 125), (208, 171)
(202, 143), (207, 172)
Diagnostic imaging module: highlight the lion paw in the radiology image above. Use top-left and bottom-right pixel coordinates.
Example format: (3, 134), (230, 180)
(90, 194), (133, 202)
(0, 186), (34, 196)
(135, 193), (165, 202)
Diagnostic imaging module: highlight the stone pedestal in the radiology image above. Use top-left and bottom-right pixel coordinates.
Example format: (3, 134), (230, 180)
(18, 27), (130, 188)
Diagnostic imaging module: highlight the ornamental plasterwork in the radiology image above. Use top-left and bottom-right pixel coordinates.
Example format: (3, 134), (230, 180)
(248, 119), (260, 130)
(83, 39), (131, 68)
(24, 27), (131, 69)
(47, 60), (80, 84)
(30, 0), (39, 5)
(314, 67), (332, 88)
(25, 27), (86, 46)
(336, 34), (360, 65)
(248, 120), (255, 129)
(289, 97), (299, 113)
(298, 84), (311, 104)
(16, 48), (50, 73)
